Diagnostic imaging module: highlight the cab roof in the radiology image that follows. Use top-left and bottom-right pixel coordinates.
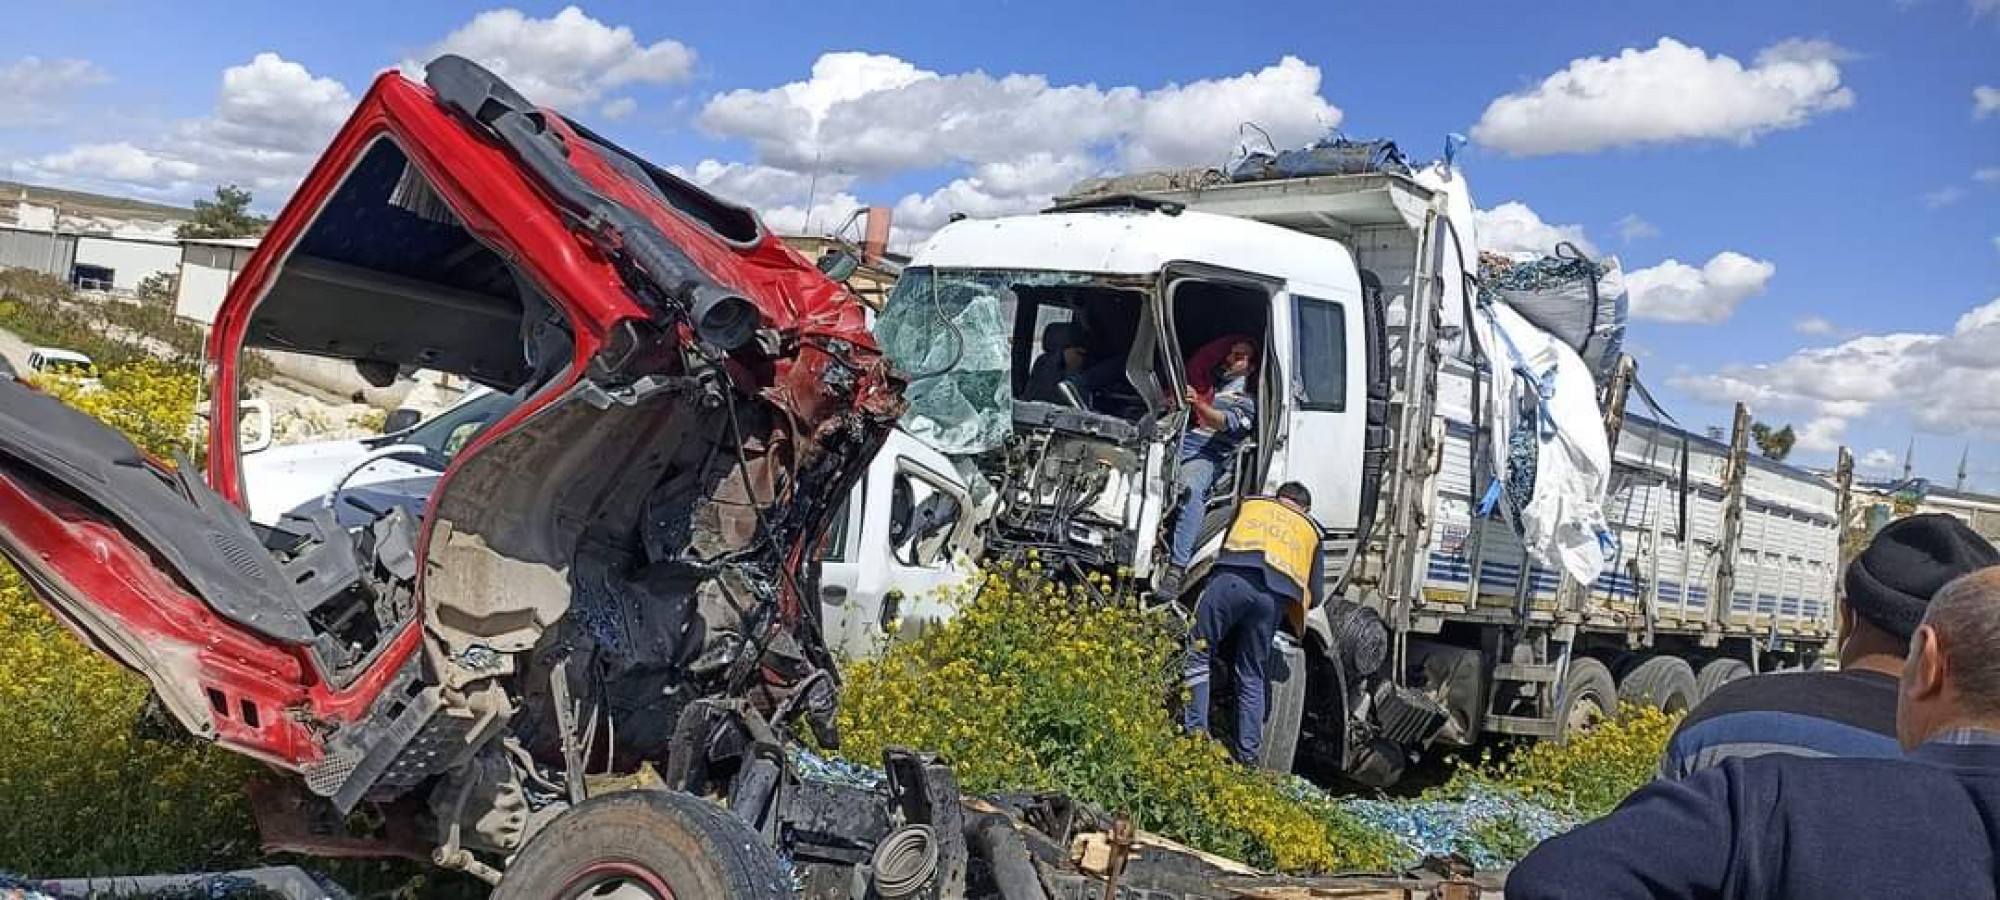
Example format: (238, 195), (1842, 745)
(911, 207), (1361, 296)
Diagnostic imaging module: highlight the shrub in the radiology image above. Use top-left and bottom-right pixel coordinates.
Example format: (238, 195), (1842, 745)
(1461, 704), (1677, 819)
(36, 359), (206, 464)
(834, 560), (1405, 873)
(0, 266), (275, 383)
(0, 361), (261, 874)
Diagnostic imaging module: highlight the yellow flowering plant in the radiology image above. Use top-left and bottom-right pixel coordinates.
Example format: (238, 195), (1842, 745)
(835, 561), (1404, 873)
(0, 363), (261, 874)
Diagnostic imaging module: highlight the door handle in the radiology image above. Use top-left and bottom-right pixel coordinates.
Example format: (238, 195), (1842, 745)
(821, 585), (849, 608)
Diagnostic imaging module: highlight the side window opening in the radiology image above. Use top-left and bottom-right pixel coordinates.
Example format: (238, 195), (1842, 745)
(225, 134), (576, 685)
(821, 493), (853, 562)
(889, 472), (962, 569)
(1167, 277), (1274, 522)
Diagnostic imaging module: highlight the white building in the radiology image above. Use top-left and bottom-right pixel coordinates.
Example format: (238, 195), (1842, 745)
(72, 234), (181, 294)
(174, 237), (259, 326)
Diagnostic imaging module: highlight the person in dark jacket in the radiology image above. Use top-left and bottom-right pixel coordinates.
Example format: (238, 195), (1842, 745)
(1507, 566), (2000, 900)
(1659, 514), (1999, 778)
(1182, 481), (1322, 765)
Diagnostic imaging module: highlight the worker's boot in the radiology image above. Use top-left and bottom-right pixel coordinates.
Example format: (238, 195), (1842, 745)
(1156, 565), (1185, 601)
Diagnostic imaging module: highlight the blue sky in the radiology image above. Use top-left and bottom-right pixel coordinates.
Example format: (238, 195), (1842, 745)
(2, 1), (1997, 484)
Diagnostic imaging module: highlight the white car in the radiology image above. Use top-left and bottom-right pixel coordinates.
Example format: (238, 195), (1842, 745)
(241, 386), (515, 529)
(25, 347), (99, 388)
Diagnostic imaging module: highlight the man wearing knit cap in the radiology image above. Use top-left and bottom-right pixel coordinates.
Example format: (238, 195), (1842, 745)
(1658, 512), (2000, 779)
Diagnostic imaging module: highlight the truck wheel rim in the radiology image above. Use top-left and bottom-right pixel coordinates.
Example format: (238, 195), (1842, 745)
(563, 861), (676, 900)
(1567, 691), (1604, 733)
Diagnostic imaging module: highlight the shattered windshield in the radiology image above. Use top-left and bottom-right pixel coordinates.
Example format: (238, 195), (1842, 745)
(875, 268), (1093, 455)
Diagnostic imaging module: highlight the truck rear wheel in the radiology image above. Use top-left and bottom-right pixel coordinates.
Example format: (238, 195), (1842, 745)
(492, 790), (790, 900)
(1694, 658), (1752, 703)
(1558, 658), (1617, 739)
(1617, 655), (1698, 714)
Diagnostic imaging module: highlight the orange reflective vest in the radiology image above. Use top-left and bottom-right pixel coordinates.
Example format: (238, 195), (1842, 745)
(1218, 496), (1323, 635)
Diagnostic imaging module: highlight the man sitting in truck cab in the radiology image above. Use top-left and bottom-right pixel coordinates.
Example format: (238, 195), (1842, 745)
(1159, 336), (1258, 597)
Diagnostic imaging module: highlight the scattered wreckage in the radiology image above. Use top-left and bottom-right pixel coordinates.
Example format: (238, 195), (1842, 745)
(0, 55), (1499, 899)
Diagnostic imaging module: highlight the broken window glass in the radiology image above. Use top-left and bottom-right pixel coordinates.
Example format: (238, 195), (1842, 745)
(875, 268), (1092, 455)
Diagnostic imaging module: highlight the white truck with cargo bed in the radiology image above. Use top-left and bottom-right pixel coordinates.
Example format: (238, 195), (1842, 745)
(869, 162), (1845, 785)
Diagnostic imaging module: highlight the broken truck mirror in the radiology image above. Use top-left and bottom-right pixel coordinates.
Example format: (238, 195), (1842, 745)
(382, 408), (422, 434)
(817, 247), (861, 283)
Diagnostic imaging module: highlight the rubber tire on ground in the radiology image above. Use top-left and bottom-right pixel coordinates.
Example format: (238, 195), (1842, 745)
(1694, 658), (1753, 703)
(1257, 636), (1307, 774)
(492, 790), (791, 900)
(1617, 655), (1699, 714)
(1558, 658), (1618, 740)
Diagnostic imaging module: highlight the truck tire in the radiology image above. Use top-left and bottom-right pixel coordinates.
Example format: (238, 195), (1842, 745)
(492, 790), (790, 900)
(1694, 658), (1753, 703)
(1558, 658), (1617, 739)
(1257, 636), (1307, 774)
(1617, 655), (1699, 714)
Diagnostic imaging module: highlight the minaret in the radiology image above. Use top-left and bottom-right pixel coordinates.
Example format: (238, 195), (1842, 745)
(1958, 445), (1970, 493)
(1903, 437), (1916, 482)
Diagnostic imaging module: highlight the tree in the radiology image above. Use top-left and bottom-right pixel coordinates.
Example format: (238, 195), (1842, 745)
(1750, 421), (1797, 461)
(136, 271), (176, 308)
(176, 184), (268, 239)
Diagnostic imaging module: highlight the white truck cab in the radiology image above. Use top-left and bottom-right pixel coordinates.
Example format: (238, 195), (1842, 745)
(878, 197), (1387, 588)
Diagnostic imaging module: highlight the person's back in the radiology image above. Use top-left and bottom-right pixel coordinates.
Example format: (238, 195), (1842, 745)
(1511, 740), (2000, 899)
(1511, 566), (2000, 900)
(1661, 514), (1999, 779)
(1660, 668), (1901, 778)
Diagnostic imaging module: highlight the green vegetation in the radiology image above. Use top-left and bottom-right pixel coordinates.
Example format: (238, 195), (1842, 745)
(0, 267), (273, 382)
(177, 185), (268, 240)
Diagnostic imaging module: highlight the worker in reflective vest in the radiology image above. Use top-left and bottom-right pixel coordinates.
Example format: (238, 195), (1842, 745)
(1182, 482), (1324, 765)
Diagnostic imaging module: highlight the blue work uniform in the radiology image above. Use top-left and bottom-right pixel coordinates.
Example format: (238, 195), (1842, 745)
(1510, 729), (2000, 900)
(1182, 497), (1323, 764)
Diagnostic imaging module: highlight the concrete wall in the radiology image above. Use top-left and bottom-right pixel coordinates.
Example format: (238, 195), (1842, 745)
(0, 227), (77, 277)
(74, 236), (181, 294)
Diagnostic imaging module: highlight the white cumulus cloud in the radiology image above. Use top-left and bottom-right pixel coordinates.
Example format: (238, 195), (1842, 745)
(1793, 416), (1850, 452)
(1977, 85), (2000, 119)
(700, 52), (1337, 180)
(1470, 37), (1854, 156)
(1474, 202), (1597, 256)
(1927, 186), (1967, 208)
(689, 53), (1343, 242)
(1674, 296), (2000, 448)
(406, 6), (694, 107)
(1861, 448), (1899, 472)
(1626, 251), (1776, 324)
(14, 53), (353, 203)
(0, 57), (110, 127)
(1616, 214), (1658, 242)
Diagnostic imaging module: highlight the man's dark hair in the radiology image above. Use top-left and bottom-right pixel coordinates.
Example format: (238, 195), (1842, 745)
(1275, 482), (1311, 511)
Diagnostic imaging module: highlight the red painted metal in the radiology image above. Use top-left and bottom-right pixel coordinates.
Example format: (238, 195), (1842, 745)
(2, 67), (895, 772)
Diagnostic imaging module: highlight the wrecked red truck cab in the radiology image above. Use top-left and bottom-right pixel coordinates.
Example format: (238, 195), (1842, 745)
(0, 56), (901, 891)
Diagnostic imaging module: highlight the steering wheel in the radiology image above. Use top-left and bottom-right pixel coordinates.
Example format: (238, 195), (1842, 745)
(321, 443), (432, 517)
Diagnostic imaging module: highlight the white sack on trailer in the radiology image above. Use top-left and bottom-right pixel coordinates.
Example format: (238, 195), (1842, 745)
(1470, 301), (1613, 586)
